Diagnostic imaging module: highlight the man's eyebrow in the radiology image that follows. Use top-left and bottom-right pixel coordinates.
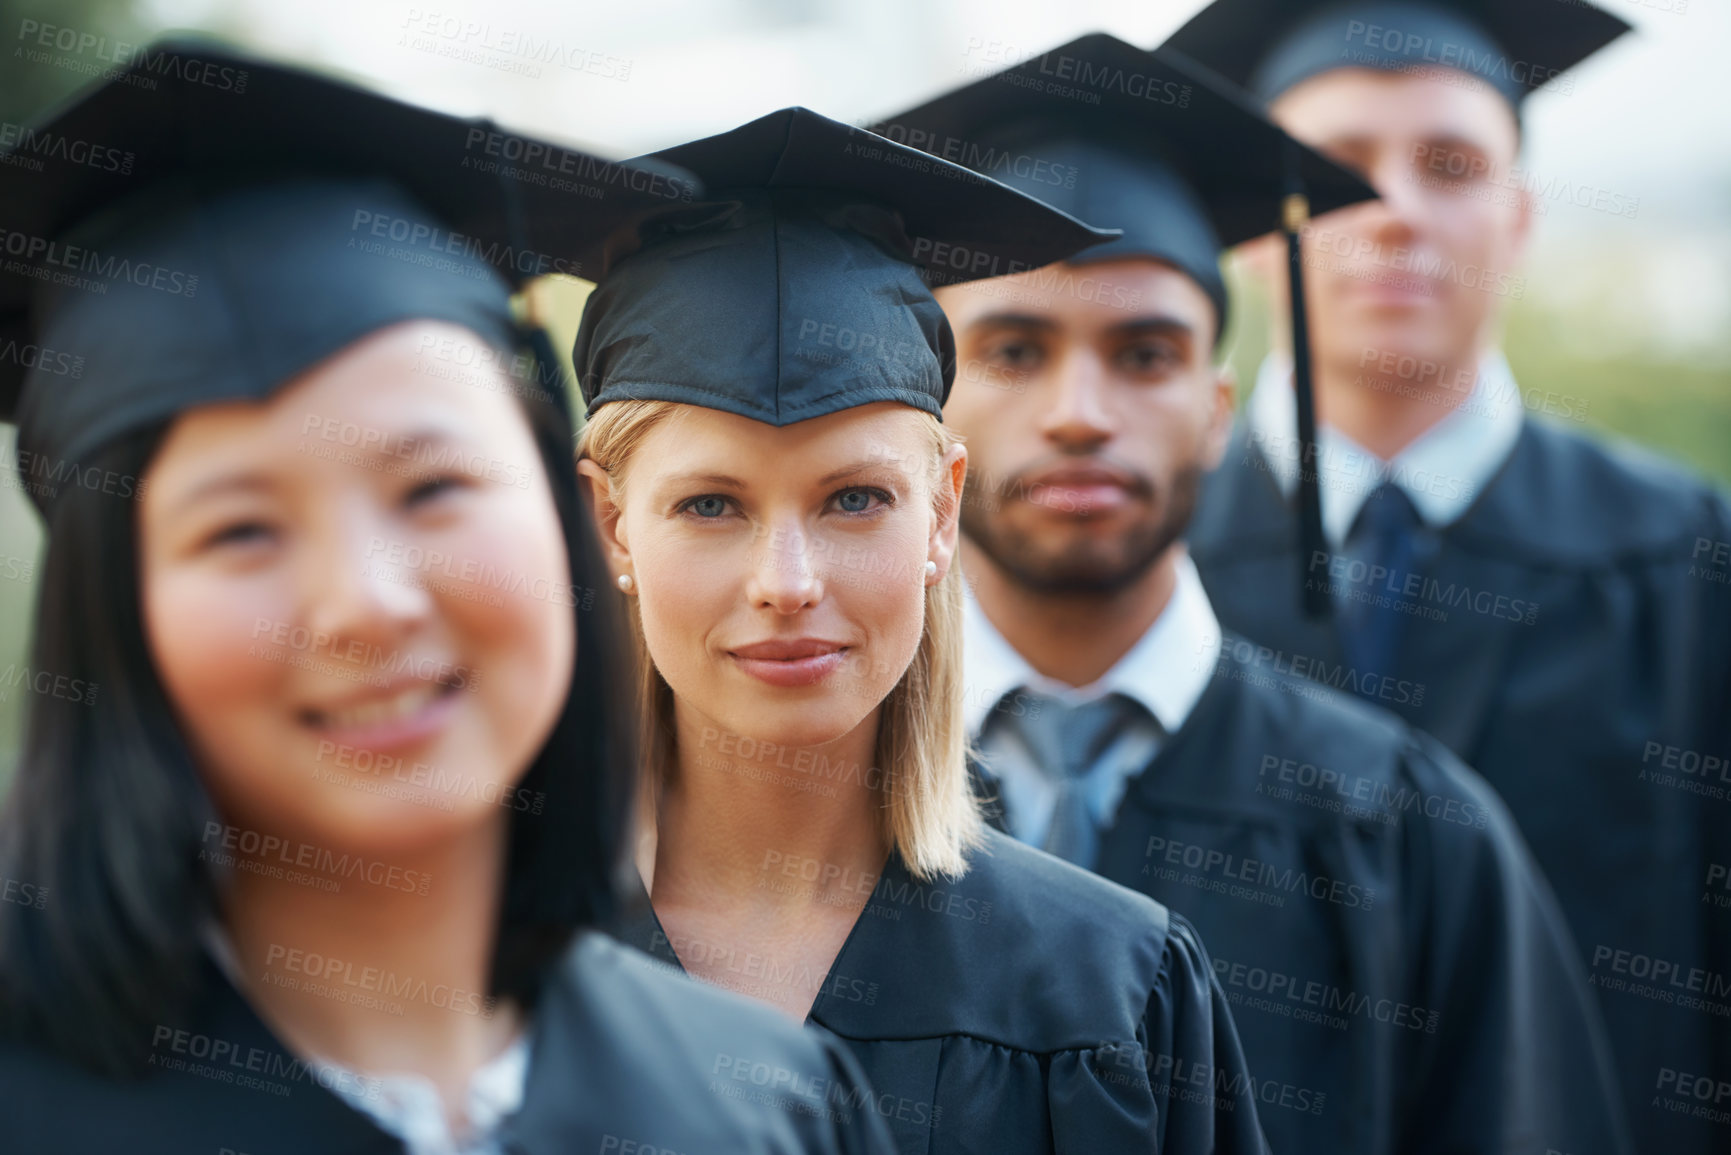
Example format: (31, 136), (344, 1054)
(1107, 315), (1196, 339)
(966, 312), (1062, 333)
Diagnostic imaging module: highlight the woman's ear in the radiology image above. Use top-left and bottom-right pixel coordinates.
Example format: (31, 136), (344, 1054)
(576, 458), (633, 577)
(928, 441), (967, 583)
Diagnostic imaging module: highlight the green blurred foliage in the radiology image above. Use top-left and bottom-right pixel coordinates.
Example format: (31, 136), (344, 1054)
(1, 0), (148, 121)
(1220, 270), (1731, 488)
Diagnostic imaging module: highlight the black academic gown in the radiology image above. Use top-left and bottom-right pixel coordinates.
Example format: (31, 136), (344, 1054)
(618, 828), (1270, 1155)
(1190, 419), (1731, 1154)
(974, 635), (1633, 1155)
(0, 931), (895, 1155)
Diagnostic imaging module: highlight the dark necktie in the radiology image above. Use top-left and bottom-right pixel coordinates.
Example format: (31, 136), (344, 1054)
(1336, 482), (1428, 693)
(998, 692), (1146, 871)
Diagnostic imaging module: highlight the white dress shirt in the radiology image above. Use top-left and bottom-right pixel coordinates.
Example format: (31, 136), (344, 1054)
(962, 554), (1222, 844)
(1242, 350), (1525, 545)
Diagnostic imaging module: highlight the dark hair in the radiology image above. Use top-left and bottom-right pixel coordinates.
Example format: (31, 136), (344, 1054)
(0, 348), (636, 1075)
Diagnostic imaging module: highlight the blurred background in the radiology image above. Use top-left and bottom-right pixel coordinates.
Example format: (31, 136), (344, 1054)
(2, 0), (1728, 779)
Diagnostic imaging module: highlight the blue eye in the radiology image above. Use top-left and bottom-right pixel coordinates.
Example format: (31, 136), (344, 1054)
(832, 487), (892, 516)
(684, 495), (731, 518)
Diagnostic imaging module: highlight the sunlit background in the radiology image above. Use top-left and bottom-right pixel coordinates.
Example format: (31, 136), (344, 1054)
(2, 0), (1728, 778)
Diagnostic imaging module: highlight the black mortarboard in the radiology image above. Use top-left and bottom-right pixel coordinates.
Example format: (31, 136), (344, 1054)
(872, 33), (1378, 620)
(0, 39), (699, 515)
(571, 106), (1118, 427)
(1164, 0), (1632, 107)
(869, 32), (1374, 339)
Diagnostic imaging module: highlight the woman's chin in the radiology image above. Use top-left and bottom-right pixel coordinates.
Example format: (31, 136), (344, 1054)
(708, 700), (871, 753)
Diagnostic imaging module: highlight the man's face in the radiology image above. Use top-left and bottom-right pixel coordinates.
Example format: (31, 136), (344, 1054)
(937, 258), (1233, 595)
(1262, 67), (1533, 375)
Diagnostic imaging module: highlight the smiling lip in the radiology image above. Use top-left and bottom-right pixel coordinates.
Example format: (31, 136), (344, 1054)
(299, 675), (464, 754)
(728, 639), (849, 687)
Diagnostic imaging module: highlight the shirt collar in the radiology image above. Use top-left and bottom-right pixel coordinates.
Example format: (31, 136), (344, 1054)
(961, 552), (1222, 736)
(1243, 350), (1524, 545)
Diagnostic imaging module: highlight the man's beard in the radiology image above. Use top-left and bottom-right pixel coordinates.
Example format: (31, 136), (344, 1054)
(960, 462), (1204, 596)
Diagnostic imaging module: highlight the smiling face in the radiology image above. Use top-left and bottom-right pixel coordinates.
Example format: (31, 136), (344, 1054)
(139, 320), (575, 858)
(936, 258), (1233, 594)
(580, 402), (963, 752)
(1260, 67), (1532, 379)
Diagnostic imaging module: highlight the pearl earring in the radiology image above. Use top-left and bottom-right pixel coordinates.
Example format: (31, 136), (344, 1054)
(924, 560), (938, 582)
(617, 573), (635, 593)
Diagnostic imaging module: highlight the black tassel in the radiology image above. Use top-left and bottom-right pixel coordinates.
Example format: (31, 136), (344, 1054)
(1283, 140), (1331, 621)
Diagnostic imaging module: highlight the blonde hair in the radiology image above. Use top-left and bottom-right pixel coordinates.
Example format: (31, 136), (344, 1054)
(577, 399), (983, 880)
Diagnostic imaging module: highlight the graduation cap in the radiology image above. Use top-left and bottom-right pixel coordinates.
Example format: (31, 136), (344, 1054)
(870, 33), (1374, 339)
(571, 106), (1119, 427)
(0, 38), (700, 514)
(871, 33), (1379, 620)
(1164, 0), (1633, 108)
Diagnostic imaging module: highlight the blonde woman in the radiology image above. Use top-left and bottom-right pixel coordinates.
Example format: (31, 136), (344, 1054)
(575, 107), (1269, 1155)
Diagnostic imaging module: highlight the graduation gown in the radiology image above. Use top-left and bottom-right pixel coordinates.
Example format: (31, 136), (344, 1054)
(618, 828), (1270, 1155)
(1190, 418), (1731, 1154)
(0, 931), (895, 1155)
(974, 634), (1633, 1155)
